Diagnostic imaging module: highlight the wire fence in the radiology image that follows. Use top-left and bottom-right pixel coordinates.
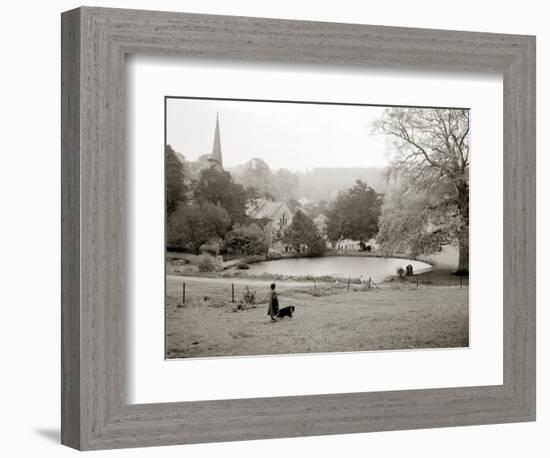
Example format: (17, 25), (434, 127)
(172, 274), (468, 308)
(174, 281), (275, 308)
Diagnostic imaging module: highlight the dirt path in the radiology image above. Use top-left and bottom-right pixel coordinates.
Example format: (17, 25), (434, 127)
(168, 275), (322, 288)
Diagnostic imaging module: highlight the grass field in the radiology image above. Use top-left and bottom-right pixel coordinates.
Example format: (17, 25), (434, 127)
(165, 275), (469, 358)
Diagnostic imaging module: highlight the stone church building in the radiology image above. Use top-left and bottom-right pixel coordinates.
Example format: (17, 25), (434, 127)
(208, 113), (293, 247)
(247, 199), (293, 245)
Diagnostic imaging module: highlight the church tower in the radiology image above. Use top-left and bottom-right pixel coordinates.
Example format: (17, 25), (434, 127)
(209, 112), (223, 170)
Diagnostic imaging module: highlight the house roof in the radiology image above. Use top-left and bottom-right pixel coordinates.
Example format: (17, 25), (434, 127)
(248, 199), (286, 219)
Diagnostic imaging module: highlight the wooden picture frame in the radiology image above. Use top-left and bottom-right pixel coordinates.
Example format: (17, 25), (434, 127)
(61, 6), (536, 450)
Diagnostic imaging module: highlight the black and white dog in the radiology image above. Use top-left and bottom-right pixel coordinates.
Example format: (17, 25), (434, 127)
(276, 305), (295, 319)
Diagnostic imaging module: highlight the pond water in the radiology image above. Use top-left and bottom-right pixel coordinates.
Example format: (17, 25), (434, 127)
(244, 256), (432, 283)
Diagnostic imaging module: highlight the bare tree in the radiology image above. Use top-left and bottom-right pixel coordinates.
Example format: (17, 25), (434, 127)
(373, 108), (469, 274)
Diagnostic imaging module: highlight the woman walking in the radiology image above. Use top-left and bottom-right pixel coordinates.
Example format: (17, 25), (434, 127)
(267, 283), (279, 321)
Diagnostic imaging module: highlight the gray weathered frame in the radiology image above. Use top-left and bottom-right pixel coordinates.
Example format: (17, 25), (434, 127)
(61, 6), (536, 451)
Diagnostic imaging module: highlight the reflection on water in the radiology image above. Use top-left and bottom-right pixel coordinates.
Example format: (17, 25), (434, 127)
(245, 256), (432, 283)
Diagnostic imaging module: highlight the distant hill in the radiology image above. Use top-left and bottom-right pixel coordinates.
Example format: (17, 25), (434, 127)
(297, 167), (387, 203)
(225, 163), (387, 204)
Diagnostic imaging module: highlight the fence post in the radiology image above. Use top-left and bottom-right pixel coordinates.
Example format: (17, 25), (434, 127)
(232, 283), (235, 302)
(347, 277), (351, 290)
(416, 277), (419, 289)
(368, 277), (372, 290)
(178, 282), (186, 307)
(460, 276), (463, 289)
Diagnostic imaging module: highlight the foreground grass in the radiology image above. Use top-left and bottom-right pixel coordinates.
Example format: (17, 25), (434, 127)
(166, 276), (468, 358)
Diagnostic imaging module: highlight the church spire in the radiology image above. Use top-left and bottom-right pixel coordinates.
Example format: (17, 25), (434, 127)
(210, 112), (223, 170)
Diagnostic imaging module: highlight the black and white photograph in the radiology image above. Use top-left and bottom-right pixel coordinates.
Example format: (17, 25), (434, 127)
(164, 97), (470, 359)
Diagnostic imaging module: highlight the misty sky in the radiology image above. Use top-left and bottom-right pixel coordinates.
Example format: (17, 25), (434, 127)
(166, 98), (391, 172)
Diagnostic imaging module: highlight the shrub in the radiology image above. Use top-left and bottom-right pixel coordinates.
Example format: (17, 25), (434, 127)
(242, 287), (256, 305)
(198, 254), (216, 272)
(225, 223), (267, 256)
(167, 202), (231, 253)
(268, 249), (282, 260)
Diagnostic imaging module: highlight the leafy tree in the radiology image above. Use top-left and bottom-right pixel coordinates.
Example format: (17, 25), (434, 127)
(194, 166), (248, 223)
(167, 202), (231, 253)
(225, 223), (267, 256)
(376, 181), (459, 257)
(373, 108), (469, 274)
(186, 154), (212, 183)
(165, 144), (187, 215)
(272, 168), (299, 201)
(284, 210), (326, 257)
(234, 158), (274, 197)
(326, 180), (381, 244)
(243, 186), (262, 211)
(199, 239), (222, 256)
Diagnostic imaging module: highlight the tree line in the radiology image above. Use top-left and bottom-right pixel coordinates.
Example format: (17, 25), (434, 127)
(166, 146), (382, 259)
(166, 145), (263, 256)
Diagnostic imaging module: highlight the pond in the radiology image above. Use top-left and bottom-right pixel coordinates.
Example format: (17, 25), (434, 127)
(244, 255), (432, 283)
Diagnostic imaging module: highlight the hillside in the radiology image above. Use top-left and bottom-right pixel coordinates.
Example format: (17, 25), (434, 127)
(297, 167), (387, 202)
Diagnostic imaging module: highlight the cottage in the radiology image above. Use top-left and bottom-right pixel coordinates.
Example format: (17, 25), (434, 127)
(334, 237), (379, 252)
(334, 238), (361, 251)
(247, 198), (293, 247)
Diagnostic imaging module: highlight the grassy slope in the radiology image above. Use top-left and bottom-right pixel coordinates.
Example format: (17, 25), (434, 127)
(166, 277), (468, 358)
